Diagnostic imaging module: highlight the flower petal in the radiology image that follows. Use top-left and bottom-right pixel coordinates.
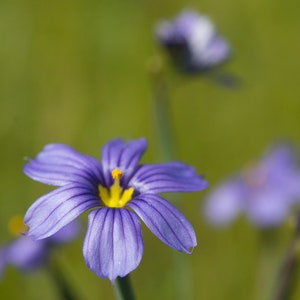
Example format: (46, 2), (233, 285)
(0, 247), (7, 278)
(204, 179), (245, 226)
(101, 138), (147, 185)
(24, 144), (104, 186)
(25, 184), (99, 239)
(47, 220), (81, 244)
(247, 192), (290, 227)
(129, 194), (196, 253)
(197, 37), (230, 68)
(5, 237), (48, 271)
(263, 145), (297, 173)
(83, 208), (143, 282)
(129, 162), (208, 194)
(262, 145), (300, 201)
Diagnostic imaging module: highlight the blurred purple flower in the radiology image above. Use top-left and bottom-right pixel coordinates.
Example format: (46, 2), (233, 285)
(155, 10), (230, 73)
(23, 138), (208, 282)
(205, 145), (300, 227)
(0, 218), (80, 277)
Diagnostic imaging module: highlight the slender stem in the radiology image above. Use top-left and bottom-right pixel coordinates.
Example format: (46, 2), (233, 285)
(254, 230), (279, 300)
(150, 58), (177, 162)
(114, 275), (136, 300)
(149, 58), (193, 300)
(47, 262), (77, 300)
(271, 215), (300, 300)
(172, 251), (193, 300)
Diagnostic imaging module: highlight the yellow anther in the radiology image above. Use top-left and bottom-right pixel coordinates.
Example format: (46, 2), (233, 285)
(99, 168), (134, 208)
(112, 168), (123, 180)
(8, 215), (29, 237)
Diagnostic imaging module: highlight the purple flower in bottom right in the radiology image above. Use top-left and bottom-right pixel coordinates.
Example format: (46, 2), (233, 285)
(205, 145), (300, 227)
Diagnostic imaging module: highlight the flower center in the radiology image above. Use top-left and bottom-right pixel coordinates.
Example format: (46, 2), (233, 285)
(242, 163), (266, 189)
(98, 168), (134, 208)
(8, 215), (29, 237)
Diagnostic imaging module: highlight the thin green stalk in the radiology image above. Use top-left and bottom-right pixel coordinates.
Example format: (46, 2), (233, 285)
(271, 215), (300, 300)
(149, 58), (177, 162)
(114, 275), (136, 300)
(254, 230), (279, 300)
(149, 57), (193, 300)
(172, 251), (193, 300)
(47, 262), (77, 300)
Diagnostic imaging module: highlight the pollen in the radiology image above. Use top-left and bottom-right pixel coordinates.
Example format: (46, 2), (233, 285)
(8, 215), (29, 237)
(112, 168), (123, 180)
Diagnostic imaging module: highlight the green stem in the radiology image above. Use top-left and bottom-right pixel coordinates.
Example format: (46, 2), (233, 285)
(150, 58), (177, 162)
(271, 215), (300, 300)
(47, 262), (77, 300)
(114, 275), (136, 300)
(172, 251), (193, 300)
(254, 230), (279, 300)
(149, 58), (193, 300)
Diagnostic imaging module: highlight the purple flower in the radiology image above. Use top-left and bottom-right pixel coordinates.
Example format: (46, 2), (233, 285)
(0, 217), (80, 277)
(23, 138), (208, 282)
(205, 145), (300, 227)
(155, 10), (230, 73)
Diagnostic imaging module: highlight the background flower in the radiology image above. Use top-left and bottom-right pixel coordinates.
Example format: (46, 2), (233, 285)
(0, 219), (80, 278)
(205, 145), (300, 227)
(155, 9), (230, 73)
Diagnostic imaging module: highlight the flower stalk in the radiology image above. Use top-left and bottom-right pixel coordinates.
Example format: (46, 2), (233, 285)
(114, 275), (135, 300)
(272, 214), (300, 300)
(47, 262), (78, 300)
(149, 60), (194, 300)
(150, 58), (177, 161)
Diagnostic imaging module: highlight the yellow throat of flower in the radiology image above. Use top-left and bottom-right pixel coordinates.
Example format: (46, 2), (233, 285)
(99, 168), (134, 208)
(8, 215), (29, 237)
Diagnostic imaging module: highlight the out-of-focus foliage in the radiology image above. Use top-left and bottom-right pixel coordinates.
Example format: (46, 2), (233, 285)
(1, 0), (300, 299)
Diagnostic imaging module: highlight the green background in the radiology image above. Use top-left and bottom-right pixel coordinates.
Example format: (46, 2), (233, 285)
(1, 0), (300, 299)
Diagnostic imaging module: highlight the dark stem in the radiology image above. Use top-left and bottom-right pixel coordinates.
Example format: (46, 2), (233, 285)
(272, 214), (300, 300)
(114, 275), (136, 300)
(47, 262), (77, 300)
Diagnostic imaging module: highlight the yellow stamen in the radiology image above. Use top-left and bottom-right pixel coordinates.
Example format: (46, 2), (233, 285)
(112, 168), (123, 180)
(99, 168), (134, 208)
(8, 215), (29, 237)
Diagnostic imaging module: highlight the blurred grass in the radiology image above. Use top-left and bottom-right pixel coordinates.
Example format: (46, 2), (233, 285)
(1, 0), (300, 299)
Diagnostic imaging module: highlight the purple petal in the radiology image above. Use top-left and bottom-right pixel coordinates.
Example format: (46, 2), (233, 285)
(261, 145), (300, 191)
(47, 220), (81, 244)
(247, 192), (290, 227)
(129, 162), (208, 194)
(24, 144), (104, 187)
(25, 184), (99, 239)
(263, 145), (297, 171)
(204, 179), (244, 226)
(176, 10), (208, 36)
(101, 138), (147, 185)
(156, 10), (210, 45)
(83, 208), (143, 282)
(195, 37), (230, 68)
(129, 194), (196, 253)
(0, 247), (7, 278)
(5, 236), (48, 271)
